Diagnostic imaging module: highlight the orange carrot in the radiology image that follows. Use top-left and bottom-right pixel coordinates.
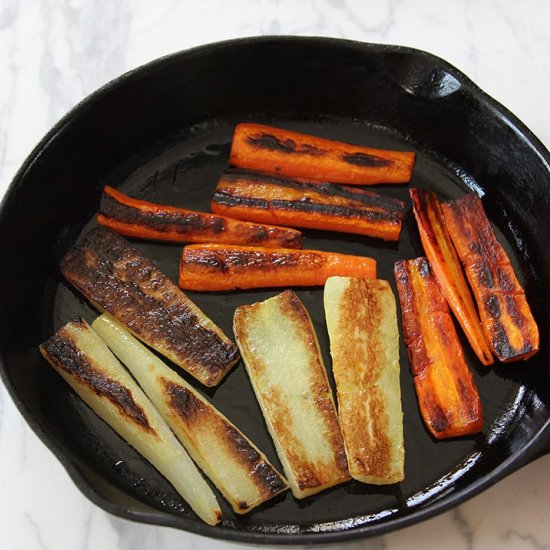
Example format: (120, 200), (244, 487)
(410, 188), (494, 366)
(394, 257), (483, 439)
(229, 123), (415, 185)
(97, 185), (302, 249)
(442, 193), (539, 362)
(178, 244), (376, 291)
(211, 169), (405, 241)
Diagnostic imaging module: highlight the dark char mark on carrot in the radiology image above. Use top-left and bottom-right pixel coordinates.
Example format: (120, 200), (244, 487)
(190, 249), (323, 271)
(430, 402), (449, 434)
(483, 295), (516, 358)
(212, 192), (270, 211)
(216, 171), (404, 221)
(220, 170), (404, 208)
(246, 133), (324, 156)
(341, 152), (391, 167)
(213, 191), (402, 223)
(101, 191), (226, 234)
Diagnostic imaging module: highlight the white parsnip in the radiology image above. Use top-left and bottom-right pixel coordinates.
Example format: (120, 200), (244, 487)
(324, 277), (404, 484)
(233, 290), (350, 498)
(92, 314), (288, 514)
(39, 318), (221, 525)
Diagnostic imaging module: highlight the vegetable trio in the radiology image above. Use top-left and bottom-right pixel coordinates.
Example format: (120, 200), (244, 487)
(40, 123), (538, 525)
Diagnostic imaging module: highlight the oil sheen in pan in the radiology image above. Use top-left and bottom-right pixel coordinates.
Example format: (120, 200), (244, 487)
(51, 115), (534, 530)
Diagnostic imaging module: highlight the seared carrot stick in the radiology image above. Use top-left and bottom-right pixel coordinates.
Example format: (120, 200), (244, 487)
(178, 244), (376, 291)
(442, 193), (539, 362)
(410, 188), (494, 366)
(394, 258), (483, 439)
(97, 185), (302, 249)
(229, 123), (415, 185)
(211, 169), (405, 241)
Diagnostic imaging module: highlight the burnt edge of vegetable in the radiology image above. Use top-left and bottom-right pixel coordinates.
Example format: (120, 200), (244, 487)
(341, 152), (391, 167)
(246, 133), (324, 156)
(100, 188), (227, 234)
(41, 321), (155, 434)
(183, 247), (326, 272)
(162, 379), (287, 499)
(60, 227), (240, 382)
(216, 170), (404, 222)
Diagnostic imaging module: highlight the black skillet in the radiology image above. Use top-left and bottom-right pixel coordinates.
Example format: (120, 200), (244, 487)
(1, 37), (549, 545)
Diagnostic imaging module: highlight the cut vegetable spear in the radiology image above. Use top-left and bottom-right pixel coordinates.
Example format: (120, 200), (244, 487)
(442, 193), (539, 362)
(324, 277), (404, 483)
(394, 258), (483, 439)
(234, 290), (350, 498)
(211, 169), (405, 241)
(39, 318), (221, 525)
(410, 188), (494, 366)
(92, 313), (289, 514)
(178, 243), (376, 292)
(61, 227), (239, 386)
(97, 185), (302, 248)
(230, 123), (415, 185)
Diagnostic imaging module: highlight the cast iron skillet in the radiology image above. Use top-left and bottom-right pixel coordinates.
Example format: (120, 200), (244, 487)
(1, 37), (549, 545)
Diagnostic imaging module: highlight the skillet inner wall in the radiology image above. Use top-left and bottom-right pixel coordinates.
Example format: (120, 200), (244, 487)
(2, 40), (549, 535)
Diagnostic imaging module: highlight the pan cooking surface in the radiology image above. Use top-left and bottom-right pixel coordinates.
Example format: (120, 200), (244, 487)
(49, 117), (543, 533)
(1, 38), (549, 543)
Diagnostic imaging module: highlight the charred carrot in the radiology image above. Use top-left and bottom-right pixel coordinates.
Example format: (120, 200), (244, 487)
(442, 193), (539, 362)
(178, 244), (376, 291)
(410, 188), (494, 366)
(211, 169), (405, 241)
(97, 185), (302, 249)
(394, 258), (483, 439)
(229, 123), (415, 185)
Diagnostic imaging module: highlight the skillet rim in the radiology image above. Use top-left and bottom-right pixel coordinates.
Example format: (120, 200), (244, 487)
(1, 35), (550, 544)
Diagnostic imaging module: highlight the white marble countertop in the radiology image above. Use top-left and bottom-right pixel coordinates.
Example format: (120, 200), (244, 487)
(1, 1), (550, 549)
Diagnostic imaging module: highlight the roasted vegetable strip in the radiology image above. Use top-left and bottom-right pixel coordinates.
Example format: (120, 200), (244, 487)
(324, 277), (404, 484)
(97, 185), (302, 248)
(442, 193), (539, 362)
(394, 258), (483, 439)
(410, 188), (494, 366)
(61, 227), (239, 386)
(211, 170), (405, 241)
(40, 318), (221, 525)
(92, 314), (289, 514)
(178, 243), (376, 291)
(229, 123), (415, 185)
(234, 290), (350, 498)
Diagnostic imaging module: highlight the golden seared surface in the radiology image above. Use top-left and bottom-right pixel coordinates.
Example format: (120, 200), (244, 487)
(40, 317), (222, 526)
(324, 277), (404, 484)
(234, 290), (349, 498)
(162, 379), (288, 511)
(91, 313), (288, 515)
(60, 226), (239, 386)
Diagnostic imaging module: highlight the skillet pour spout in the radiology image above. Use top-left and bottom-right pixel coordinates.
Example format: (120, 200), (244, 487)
(0, 36), (549, 544)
